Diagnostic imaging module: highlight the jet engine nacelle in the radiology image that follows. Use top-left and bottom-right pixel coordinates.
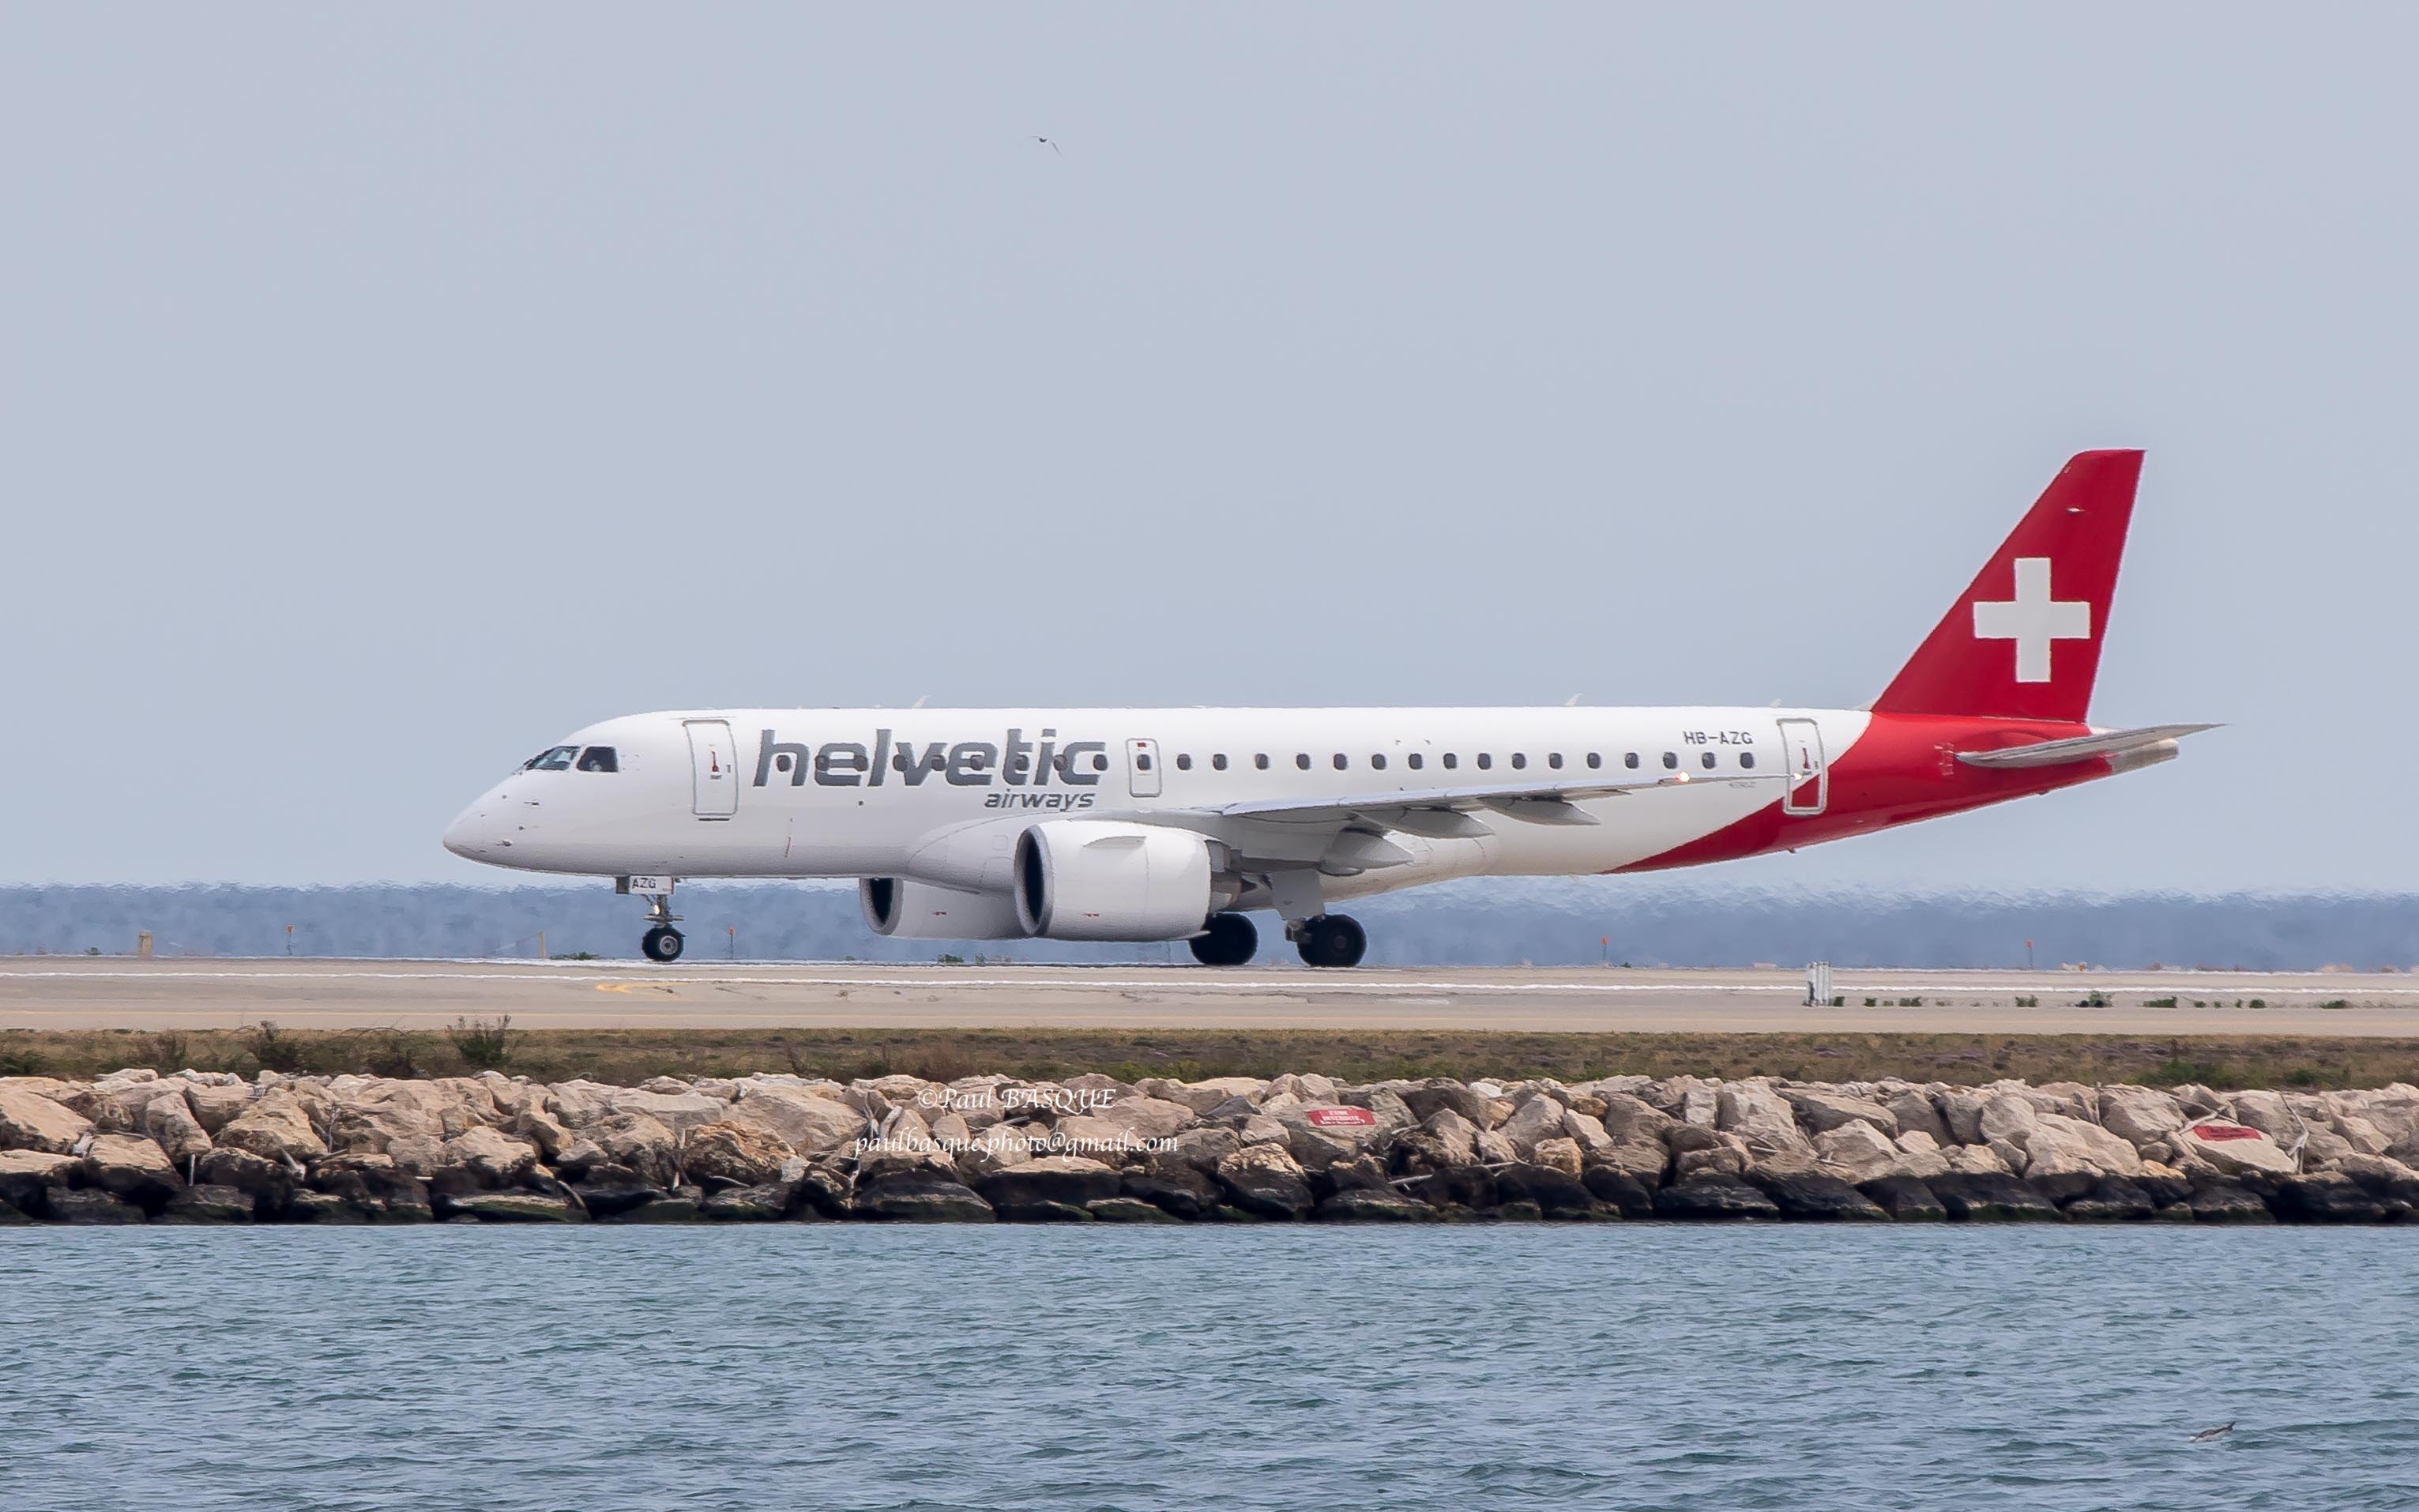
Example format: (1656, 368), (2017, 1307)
(1014, 820), (1217, 942)
(860, 877), (1029, 940)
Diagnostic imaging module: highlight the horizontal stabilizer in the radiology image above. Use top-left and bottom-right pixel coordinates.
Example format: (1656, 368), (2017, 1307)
(1954, 723), (2218, 769)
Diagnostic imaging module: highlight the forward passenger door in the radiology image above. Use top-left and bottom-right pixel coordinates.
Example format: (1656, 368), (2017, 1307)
(1127, 738), (1162, 799)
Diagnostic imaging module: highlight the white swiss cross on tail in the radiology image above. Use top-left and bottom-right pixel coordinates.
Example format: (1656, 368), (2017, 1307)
(1971, 557), (2090, 683)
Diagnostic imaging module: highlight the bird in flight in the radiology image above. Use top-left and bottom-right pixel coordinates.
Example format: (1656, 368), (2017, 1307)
(2189, 1422), (2236, 1442)
(1029, 136), (1062, 155)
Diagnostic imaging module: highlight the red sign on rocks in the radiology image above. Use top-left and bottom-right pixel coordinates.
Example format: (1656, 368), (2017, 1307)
(2191, 1123), (2263, 1142)
(1305, 1107), (1378, 1128)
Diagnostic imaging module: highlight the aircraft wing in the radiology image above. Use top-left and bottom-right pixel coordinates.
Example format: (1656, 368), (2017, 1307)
(1952, 723), (2218, 769)
(1177, 770), (1793, 835)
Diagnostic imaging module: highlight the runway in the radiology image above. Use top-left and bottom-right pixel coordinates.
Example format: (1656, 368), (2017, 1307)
(4, 957), (2417, 1034)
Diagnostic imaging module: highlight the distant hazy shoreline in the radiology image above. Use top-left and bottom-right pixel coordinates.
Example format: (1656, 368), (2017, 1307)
(3, 882), (2415, 972)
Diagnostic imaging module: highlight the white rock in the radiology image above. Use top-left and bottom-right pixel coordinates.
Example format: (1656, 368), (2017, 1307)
(1785, 1089), (1898, 1138)
(1531, 1137), (1583, 1176)
(605, 1088), (731, 1138)
(1977, 1094), (2039, 1145)
(1499, 1095), (1569, 1157)
(0, 1086), (94, 1154)
(1943, 1144), (2011, 1175)
(185, 1082), (254, 1134)
(140, 1094), (213, 1164)
(2022, 1112), (2143, 1194)
(1093, 1096), (1196, 1142)
(1420, 1109), (1479, 1163)
(2097, 1086), (2187, 1149)
(1715, 1084), (1812, 1155)
(1938, 1089), (1988, 1145)
(1812, 1120), (1900, 1181)
(1885, 1089), (1951, 1144)
(724, 1088), (869, 1154)
(1559, 1108), (1613, 1154)
(1238, 1115), (1289, 1147)
(1161, 1077), (1269, 1115)
(2176, 1122), (2300, 1178)
(216, 1092), (327, 1164)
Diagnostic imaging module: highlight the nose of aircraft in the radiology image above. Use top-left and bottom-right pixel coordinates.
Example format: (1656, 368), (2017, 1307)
(442, 791), (502, 861)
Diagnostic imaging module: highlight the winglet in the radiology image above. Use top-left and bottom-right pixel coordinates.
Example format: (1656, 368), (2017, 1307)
(1873, 450), (2143, 723)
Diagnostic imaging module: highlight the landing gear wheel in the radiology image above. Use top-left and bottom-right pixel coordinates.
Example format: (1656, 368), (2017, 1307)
(641, 926), (686, 963)
(1188, 912), (1259, 967)
(1296, 913), (1366, 969)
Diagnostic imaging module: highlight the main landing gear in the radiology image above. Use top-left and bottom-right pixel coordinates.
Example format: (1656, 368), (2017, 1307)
(1188, 912), (1259, 966)
(1262, 870), (1364, 969)
(1293, 913), (1366, 969)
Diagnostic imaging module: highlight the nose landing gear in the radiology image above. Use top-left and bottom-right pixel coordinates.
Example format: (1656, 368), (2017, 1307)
(630, 885), (683, 963)
(641, 925), (686, 963)
(638, 923), (687, 962)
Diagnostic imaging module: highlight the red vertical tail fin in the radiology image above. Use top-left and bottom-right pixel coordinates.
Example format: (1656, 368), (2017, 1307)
(1872, 449), (2142, 723)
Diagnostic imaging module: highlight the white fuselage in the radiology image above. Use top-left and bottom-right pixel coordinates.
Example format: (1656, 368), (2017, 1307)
(442, 705), (1862, 901)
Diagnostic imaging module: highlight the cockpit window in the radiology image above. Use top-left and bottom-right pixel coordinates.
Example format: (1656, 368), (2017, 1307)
(576, 747), (619, 773)
(523, 745), (578, 771)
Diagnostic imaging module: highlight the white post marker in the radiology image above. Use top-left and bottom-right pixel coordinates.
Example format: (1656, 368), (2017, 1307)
(1805, 961), (1834, 1006)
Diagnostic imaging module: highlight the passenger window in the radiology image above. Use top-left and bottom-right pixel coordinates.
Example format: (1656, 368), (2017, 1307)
(525, 745), (577, 772)
(1371, 754), (1387, 770)
(1137, 753), (1154, 772)
(1296, 754), (1311, 770)
(1255, 754), (1270, 770)
(1700, 750), (1717, 769)
(1443, 753), (1458, 770)
(1662, 751), (1678, 769)
(575, 747), (619, 773)
(1332, 753), (1348, 770)
(1175, 754), (1191, 771)
(1510, 753), (1528, 771)
(1548, 753), (1563, 769)
(1212, 754), (1228, 771)
(1625, 752), (1640, 769)
(1477, 754), (1493, 771)
(1586, 753), (1602, 770)
(1740, 751), (1755, 770)
(1406, 753), (1424, 770)
(1092, 753), (1110, 773)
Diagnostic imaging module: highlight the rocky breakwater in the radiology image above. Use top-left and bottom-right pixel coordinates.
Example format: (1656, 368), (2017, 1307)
(3, 1067), (2418, 1225)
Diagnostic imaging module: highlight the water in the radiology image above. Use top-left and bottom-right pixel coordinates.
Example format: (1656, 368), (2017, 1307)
(3, 1227), (2413, 1511)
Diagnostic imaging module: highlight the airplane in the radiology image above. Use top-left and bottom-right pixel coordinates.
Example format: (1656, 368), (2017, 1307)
(443, 449), (2210, 966)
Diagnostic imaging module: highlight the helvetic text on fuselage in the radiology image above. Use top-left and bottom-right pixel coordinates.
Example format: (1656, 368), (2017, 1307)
(754, 728), (1108, 810)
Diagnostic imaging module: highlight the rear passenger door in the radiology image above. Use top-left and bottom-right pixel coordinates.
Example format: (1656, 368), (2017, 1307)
(1777, 717), (1826, 815)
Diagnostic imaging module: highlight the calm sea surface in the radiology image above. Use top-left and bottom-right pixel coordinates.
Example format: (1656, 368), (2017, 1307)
(3, 1226), (2413, 1511)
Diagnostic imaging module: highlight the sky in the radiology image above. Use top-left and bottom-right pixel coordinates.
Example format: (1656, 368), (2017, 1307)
(2, 6), (2413, 890)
